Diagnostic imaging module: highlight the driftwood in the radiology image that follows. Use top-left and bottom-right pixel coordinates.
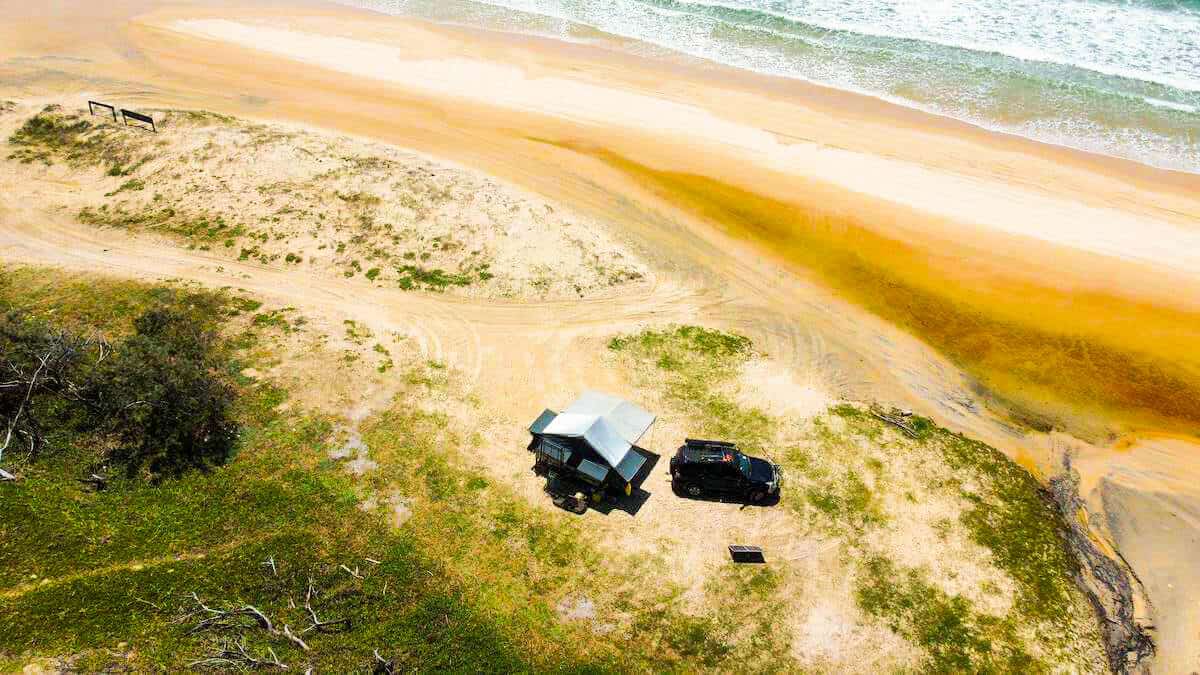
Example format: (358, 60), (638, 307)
(1, 327), (106, 476)
(188, 637), (288, 670)
(302, 577), (349, 634)
(373, 649), (395, 675)
(76, 473), (108, 491)
(869, 406), (918, 438)
(175, 570), (355, 671)
(282, 624), (310, 652)
(186, 592), (275, 635)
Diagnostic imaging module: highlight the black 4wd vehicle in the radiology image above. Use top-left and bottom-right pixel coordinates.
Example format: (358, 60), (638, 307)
(670, 439), (782, 503)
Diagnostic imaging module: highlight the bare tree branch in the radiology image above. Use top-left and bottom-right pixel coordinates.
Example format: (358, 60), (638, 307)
(282, 624), (310, 652)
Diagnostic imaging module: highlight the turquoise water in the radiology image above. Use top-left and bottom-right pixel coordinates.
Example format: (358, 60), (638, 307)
(341, 0), (1200, 172)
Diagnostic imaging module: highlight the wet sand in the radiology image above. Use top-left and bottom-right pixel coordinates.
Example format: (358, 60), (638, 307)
(2, 0), (1199, 668)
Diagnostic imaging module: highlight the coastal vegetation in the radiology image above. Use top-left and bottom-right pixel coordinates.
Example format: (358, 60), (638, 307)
(608, 324), (1108, 671)
(0, 101), (1141, 671)
(0, 270), (790, 671)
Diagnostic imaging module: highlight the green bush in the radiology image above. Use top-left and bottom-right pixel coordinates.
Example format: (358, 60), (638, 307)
(0, 306), (237, 479)
(90, 308), (237, 477)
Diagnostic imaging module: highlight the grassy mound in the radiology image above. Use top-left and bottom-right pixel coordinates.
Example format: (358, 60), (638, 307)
(608, 324), (1108, 671)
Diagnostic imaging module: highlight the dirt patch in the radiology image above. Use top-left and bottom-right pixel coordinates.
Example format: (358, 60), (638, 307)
(734, 358), (831, 421)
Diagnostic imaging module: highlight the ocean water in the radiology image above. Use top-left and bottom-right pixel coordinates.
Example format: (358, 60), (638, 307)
(340, 0), (1200, 172)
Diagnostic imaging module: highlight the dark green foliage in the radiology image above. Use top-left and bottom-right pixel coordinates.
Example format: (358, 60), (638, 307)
(87, 308), (238, 478)
(0, 289), (238, 479)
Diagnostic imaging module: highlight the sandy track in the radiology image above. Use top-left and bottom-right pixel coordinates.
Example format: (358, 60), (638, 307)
(0, 181), (711, 419)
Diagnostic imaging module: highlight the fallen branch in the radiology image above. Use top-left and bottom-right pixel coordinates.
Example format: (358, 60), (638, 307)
(302, 578), (348, 634)
(133, 596), (162, 611)
(189, 637), (288, 670)
(186, 593), (275, 635)
(869, 406), (918, 438)
(282, 624), (310, 652)
(76, 473), (108, 491)
(373, 649), (395, 675)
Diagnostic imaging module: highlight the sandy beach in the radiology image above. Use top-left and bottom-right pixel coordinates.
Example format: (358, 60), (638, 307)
(2, 0), (1199, 670)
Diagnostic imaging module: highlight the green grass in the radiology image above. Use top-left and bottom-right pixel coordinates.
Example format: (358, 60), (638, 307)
(827, 406), (1079, 622)
(608, 324), (1102, 669)
(104, 178), (145, 197)
(857, 557), (1039, 673)
(0, 407), (560, 672)
(355, 364), (777, 671)
(79, 206), (244, 246)
(1, 271), (766, 671)
(0, 266), (229, 337)
(0, 268), (620, 672)
(934, 425), (1080, 621)
(608, 325), (772, 453)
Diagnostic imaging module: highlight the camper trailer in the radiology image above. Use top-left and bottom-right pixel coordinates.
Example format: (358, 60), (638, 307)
(527, 391), (655, 506)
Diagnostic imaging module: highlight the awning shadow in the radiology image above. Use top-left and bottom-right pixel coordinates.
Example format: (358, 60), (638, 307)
(590, 447), (659, 517)
(536, 447), (660, 517)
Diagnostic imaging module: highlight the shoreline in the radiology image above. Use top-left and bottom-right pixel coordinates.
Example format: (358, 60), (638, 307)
(155, 13), (1200, 300)
(2, 1), (1199, 669)
(386, 4), (1200, 189)
(343, 0), (1200, 179)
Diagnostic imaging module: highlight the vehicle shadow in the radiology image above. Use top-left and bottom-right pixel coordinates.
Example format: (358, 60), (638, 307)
(670, 479), (782, 508)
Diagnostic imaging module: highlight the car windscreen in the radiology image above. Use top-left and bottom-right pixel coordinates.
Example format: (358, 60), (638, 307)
(736, 453), (751, 477)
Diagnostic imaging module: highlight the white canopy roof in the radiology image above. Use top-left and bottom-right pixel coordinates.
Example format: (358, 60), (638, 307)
(541, 391), (656, 471)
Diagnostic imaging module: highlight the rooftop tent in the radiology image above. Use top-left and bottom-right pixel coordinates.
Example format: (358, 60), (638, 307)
(538, 391), (655, 481)
(529, 408), (558, 435)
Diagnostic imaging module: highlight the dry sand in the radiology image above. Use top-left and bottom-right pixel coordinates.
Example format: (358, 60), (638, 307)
(2, 0), (1199, 669)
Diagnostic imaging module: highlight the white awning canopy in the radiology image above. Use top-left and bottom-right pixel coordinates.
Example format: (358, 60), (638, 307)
(541, 391), (655, 476)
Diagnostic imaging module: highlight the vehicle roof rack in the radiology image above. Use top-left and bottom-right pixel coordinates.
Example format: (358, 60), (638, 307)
(684, 438), (736, 448)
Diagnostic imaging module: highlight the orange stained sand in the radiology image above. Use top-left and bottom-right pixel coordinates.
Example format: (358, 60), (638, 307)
(560, 143), (1200, 437)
